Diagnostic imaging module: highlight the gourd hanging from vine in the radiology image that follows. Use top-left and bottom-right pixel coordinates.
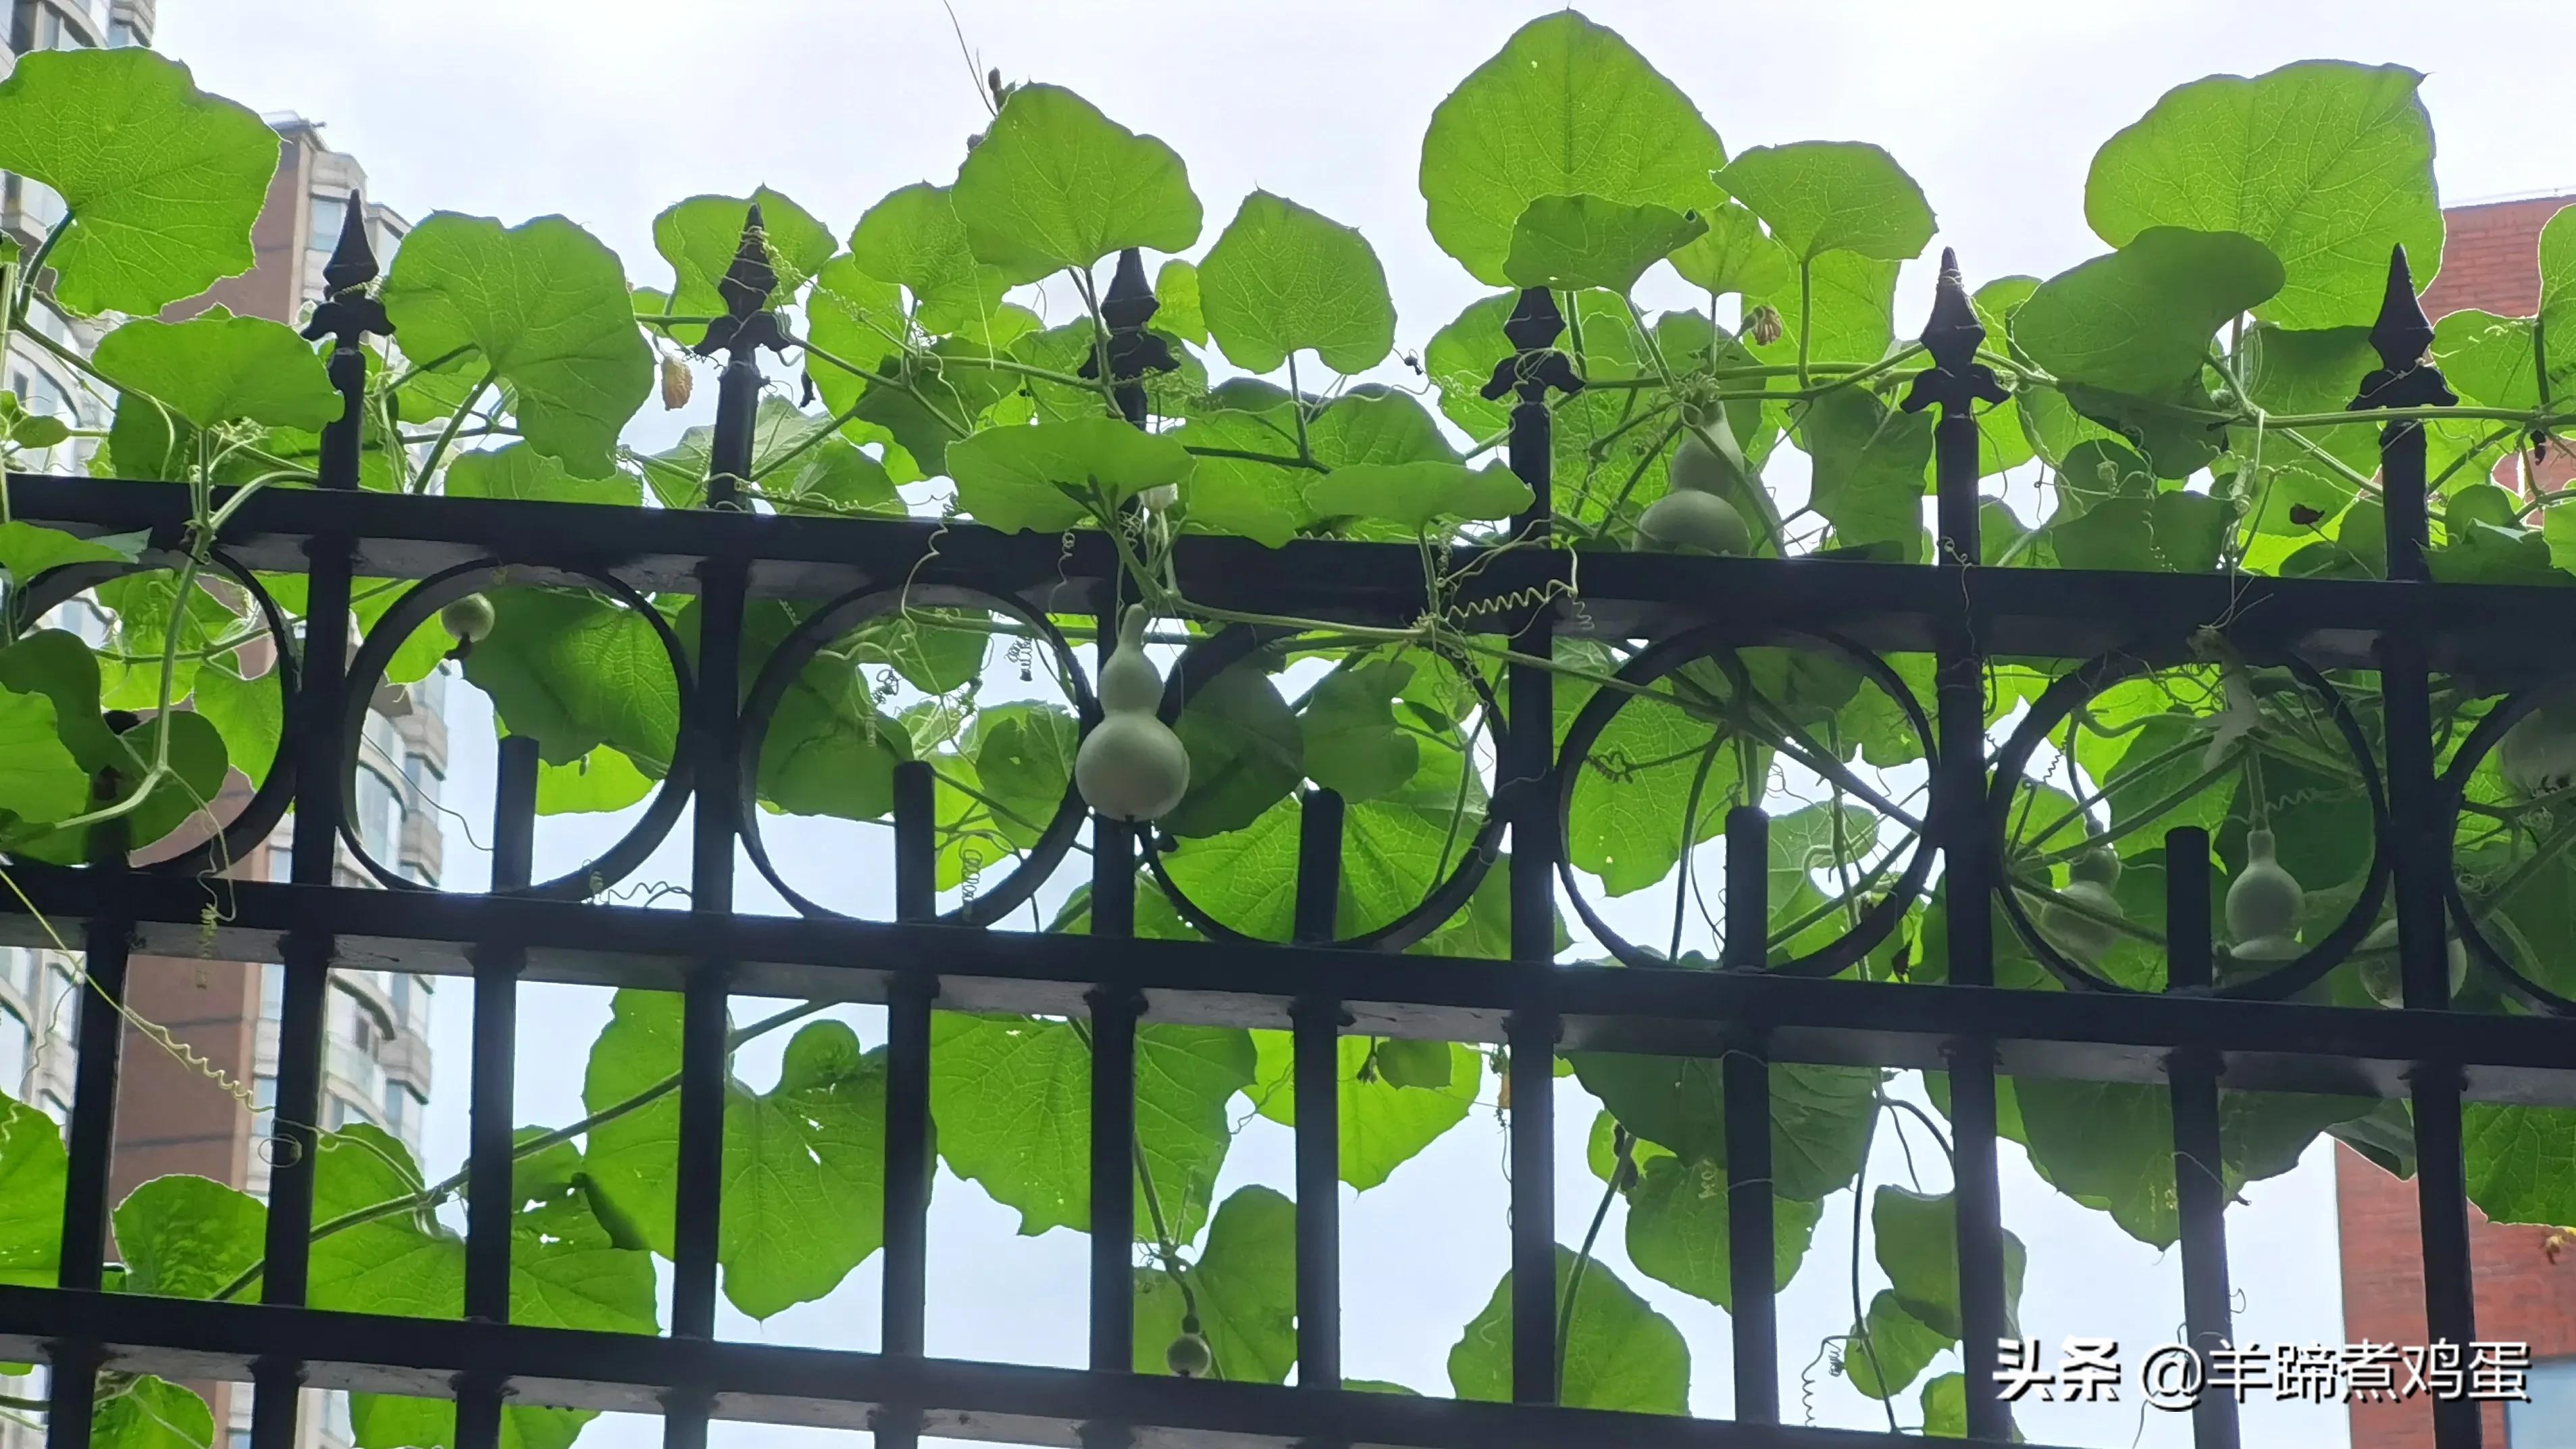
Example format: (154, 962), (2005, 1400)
(1632, 413), (1751, 558)
(2356, 917), (2467, 1009)
(1075, 605), (1191, 821)
(2225, 829), (2304, 963)
(2040, 846), (2125, 964)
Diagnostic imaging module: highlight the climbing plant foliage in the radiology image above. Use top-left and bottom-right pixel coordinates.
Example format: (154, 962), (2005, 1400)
(0, 16), (2572, 1442)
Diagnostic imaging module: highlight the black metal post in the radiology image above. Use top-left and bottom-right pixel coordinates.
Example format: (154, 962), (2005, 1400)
(457, 736), (538, 1449)
(1720, 806), (1778, 1423)
(1292, 788), (1346, 1392)
(879, 761), (937, 1449)
(2163, 826), (2238, 1449)
(255, 201), (392, 1449)
(44, 817), (128, 1449)
(2360, 245), (2480, 1449)
(1901, 249), (2014, 1443)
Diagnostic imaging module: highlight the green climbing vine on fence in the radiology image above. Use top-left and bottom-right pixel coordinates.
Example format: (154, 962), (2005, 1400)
(0, 12), (2573, 1444)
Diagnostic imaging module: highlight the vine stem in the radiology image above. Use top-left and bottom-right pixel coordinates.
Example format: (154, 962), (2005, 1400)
(11, 211), (70, 323)
(1846, 1106), (1899, 1434)
(1557, 1134), (1628, 1390)
(410, 368), (498, 491)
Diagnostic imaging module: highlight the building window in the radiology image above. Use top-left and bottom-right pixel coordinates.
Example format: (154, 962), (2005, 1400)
(309, 193), (349, 255)
(2512, 1357), (2576, 1446)
(0, 1005), (26, 1101)
(355, 765), (405, 861)
(259, 962), (284, 1020)
(104, 16), (136, 46)
(253, 1075), (276, 1117)
(383, 1087), (408, 1138)
(229, 1431), (252, 1449)
(43, 961), (76, 1038)
(1, 946), (32, 1000)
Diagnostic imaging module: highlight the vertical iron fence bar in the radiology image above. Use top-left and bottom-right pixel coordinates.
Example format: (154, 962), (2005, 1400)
(664, 207), (775, 1449)
(256, 202), (388, 1449)
(1292, 788), (1346, 1392)
(1901, 249), (2012, 1442)
(44, 817), (128, 1449)
(2360, 245), (2479, 1449)
(2162, 826), (2238, 1449)
(879, 762), (937, 1449)
(456, 737), (538, 1449)
(1493, 286), (1568, 1406)
(1720, 806), (1778, 1423)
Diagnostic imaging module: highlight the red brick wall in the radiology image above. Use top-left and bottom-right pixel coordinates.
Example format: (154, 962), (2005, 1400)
(2339, 195), (2576, 1449)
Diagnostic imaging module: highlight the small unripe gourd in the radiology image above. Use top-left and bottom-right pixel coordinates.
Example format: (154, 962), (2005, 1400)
(2225, 829), (2304, 962)
(1634, 421), (1751, 557)
(2356, 918), (2467, 1009)
(442, 593), (497, 645)
(1166, 1313), (1212, 1378)
(2040, 847), (2124, 963)
(1075, 605), (1191, 822)
(2499, 701), (2576, 797)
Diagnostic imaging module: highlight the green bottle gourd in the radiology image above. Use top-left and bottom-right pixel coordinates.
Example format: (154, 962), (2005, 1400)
(2356, 917), (2467, 1009)
(2225, 828), (2304, 965)
(2040, 846), (2125, 963)
(1166, 1313), (1212, 1378)
(1634, 414), (1752, 557)
(1075, 605), (1191, 821)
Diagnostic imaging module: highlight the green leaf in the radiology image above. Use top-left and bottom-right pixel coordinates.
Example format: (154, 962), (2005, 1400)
(1502, 194), (1707, 294)
(1245, 1032), (1478, 1191)
(0, 49), (277, 315)
(1304, 460), (1529, 530)
(187, 659), (282, 790)
(1559, 665), (1734, 896)
(91, 313), (340, 431)
(0, 1094), (64, 1287)
(2015, 228), (2284, 396)
(641, 397), (895, 515)
(462, 589), (678, 772)
(445, 442), (642, 507)
(579, 993), (889, 1319)
(1747, 250), (1900, 372)
(1300, 659), (1420, 803)
(930, 1014), (1254, 1245)
(1843, 1290), (1949, 1400)
(949, 418), (1195, 534)
(1133, 1185), (1297, 1383)
(113, 1174), (265, 1300)
(1200, 190), (1395, 374)
(1163, 661), (1303, 838)
(2017, 1082), (2368, 1248)
(382, 213), (654, 477)
(1449, 1247), (1689, 1413)
(0, 626), (228, 863)
(0, 686), (85, 837)
(1570, 1054), (1875, 1200)
(2433, 309), (2541, 413)
(758, 650), (906, 823)
(952, 84), (1202, 280)
(1154, 259), (1207, 345)
(846, 182), (1012, 338)
(1872, 1186), (2027, 1338)
(0, 522), (139, 594)
(1175, 387), (1457, 546)
(536, 748), (652, 816)
(1715, 142), (1934, 262)
(1622, 1154), (1821, 1310)
(2232, 323), (2379, 527)
(93, 1376), (214, 1449)
(2542, 207), (2576, 392)
(353, 578), (456, 688)
(1668, 201), (1793, 299)
(2049, 491), (2225, 574)
(1922, 1373), (1971, 1437)
(967, 703), (1078, 849)
(2463, 1104), (2576, 1225)
(652, 188), (835, 347)
(1420, 11), (1724, 287)
(1799, 388), (1933, 563)
(2085, 61), (2440, 330)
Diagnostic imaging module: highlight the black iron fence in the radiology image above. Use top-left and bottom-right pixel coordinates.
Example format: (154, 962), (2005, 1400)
(0, 211), (2558, 1449)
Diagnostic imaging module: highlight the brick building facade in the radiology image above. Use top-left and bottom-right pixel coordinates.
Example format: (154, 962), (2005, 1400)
(2337, 190), (2576, 1449)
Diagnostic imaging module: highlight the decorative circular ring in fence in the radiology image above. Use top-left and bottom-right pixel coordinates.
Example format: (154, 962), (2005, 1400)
(340, 561), (696, 900)
(1988, 642), (2389, 1000)
(1552, 626), (1937, 977)
(2437, 682), (2576, 1017)
(11, 547), (299, 877)
(736, 582), (1093, 928)
(1135, 623), (1508, 952)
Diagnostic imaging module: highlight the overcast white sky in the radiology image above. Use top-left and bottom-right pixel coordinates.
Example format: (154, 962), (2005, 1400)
(146, 3), (2576, 1447)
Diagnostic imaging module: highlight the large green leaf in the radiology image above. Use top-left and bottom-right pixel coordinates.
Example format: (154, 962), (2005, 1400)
(578, 993), (887, 1319)
(1420, 11), (1724, 286)
(640, 397), (897, 515)
(91, 313), (340, 432)
(1799, 388), (1933, 562)
(1559, 665), (1736, 896)
(2433, 309), (2541, 414)
(651, 187), (835, 346)
(1304, 461), (1528, 530)
(0, 1095), (64, 1287)
(1668, 201), (1795, 299)
(1162, 661), (1303, 839)
(188, 657), (283, 790)
(1199, 190), (1395, 374)
(952, 84), (1202, 280)
(929, 1013), (1254, 1245)
(1154, 258), (1207, 345)
(1245, 1032), (1479, 1190)
(1449, 1248), (1689, 1413)
(1872, 1186), (2027, 1339)
(2016, 1082), (2367, 1247)
(93, 1377), (215, 1449)
(2015, 228), (2284, 396)
(113, 1174), (265, 1300)
(0, 627), (228, 863)
(1715, 142), (1934, 262)
(1622, 1154), (1821, 1311)
(382, 213), (654, 477)
(758, 649), (908, 823)
(1570, 1054), (1876, 1201)
(1133, 1185), (1297, 1383)
(2085, 61), (2440, 330)
(967, 703), (1078, 848)
(446, 442), (641, 507)
(847, 182), (1012, 337)
(1502, 195), (1707, 294)
(462, 589), (678, 772)
(949, 418), (1194, 534)
(2463, 1104), (2576, 1227)
(1746, 250), (1901, 372)
(1300, 659), (1418, 803)
(0, 49), (277, 315)
(2049, 492), (2225, 574)
(1842, 1290), (1949, 1400)
(2542, 207), (2576, 392)
(0, 686), (86, 840)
